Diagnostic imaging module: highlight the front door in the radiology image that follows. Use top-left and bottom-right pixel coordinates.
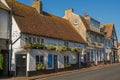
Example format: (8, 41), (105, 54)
(16, 54), (26, 76)
(54, 55), (58, 71)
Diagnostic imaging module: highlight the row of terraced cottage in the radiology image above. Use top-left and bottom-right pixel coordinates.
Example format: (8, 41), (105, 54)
(0, 0), (119, 76)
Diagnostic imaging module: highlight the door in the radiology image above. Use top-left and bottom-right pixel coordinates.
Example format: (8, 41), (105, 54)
(54, 55), (58, 71)
(16, 54), (26, 76)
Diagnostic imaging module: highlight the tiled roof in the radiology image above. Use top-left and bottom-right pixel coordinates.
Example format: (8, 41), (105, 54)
(100, 24), (114, 39)
(6, 0), (85, 43)
(0, 1), (9, 10)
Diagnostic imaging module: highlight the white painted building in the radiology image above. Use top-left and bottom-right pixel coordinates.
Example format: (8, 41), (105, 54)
(0, 1), (11, 76)
(3, 0), (86, 76)
(101, 24), (118, 63)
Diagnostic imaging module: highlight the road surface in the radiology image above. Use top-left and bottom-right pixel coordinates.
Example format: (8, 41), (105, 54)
(35, 64), (120, 80)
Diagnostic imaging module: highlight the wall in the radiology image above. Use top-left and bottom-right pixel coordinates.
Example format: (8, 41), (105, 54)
(63, 9), (87, 42)
(0, 9), (10, 39)
(27, 50), (77, 71)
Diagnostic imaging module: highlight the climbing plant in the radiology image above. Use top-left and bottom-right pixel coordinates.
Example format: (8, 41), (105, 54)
(0, 54), (3, 70)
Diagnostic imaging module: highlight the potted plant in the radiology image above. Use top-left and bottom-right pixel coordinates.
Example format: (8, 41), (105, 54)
(65, 63), (71, 68)
(36, 63), (46, 70)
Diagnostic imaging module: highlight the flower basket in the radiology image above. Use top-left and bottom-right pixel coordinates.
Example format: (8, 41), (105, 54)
(24, 42), (31, 49)
(69, 48), (82, 53)
(65, 63), (71, 68)
(56, 46), (67, 52)
(31, 43), (45, 49)
(45, 45), (56, 50)
(36, 64), (46, 70)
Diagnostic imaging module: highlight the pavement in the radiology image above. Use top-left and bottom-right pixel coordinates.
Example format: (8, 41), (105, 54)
(0, 63), (120, 80)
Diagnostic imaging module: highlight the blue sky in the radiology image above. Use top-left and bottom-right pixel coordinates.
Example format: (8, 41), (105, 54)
(17, 0), (120, 41)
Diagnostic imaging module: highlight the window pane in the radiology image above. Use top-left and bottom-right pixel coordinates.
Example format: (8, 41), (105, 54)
(40, 56), (44, 64)
(67, 56), (69, 63)
(37, 38), (40, 43)
(41, 39), (44, 44)
(25, 37), (28, 42)
(29, 37), (31, 43)
(36, 56), (39, 64)
(33, 38), (36, 43)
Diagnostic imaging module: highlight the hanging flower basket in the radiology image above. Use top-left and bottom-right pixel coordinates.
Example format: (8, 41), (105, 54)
(0, 54), (3, 70)
(45, 45), (56, 50)
(56, 46), (67, 52)
(23, 42), (31, 49)
(69, 47), (82, 53)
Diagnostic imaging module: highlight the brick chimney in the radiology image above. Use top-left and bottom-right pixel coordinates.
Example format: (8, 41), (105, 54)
(32, 0), (42, 14)
(65, 9), (74, 17)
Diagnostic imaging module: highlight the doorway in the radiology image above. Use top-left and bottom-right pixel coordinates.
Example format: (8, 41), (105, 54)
(16, 54), (26, 76)
(53, 55), (58, 71)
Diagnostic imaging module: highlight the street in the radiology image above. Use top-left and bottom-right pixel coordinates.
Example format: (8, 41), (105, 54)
(35, 64), (120, 80)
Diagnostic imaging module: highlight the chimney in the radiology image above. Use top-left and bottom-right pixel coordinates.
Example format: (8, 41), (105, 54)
(32, 0), (42, 14)
(65, 9), (74, 17)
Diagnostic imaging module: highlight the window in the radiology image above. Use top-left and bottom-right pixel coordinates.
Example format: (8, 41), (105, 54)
(25, 37), (28, 42)
(29, 37), (32, 43)
(64, 41), (68, 46)
(37, 38), (40, 43)
(33, 37), (36, 43)
(41, 38), (44, 44)
(36, 55), (44, 65)
(64, 56), (69, 64)
(73, 19), (78, 25)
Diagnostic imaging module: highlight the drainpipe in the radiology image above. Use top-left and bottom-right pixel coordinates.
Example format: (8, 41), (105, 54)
(9, 0), (14, 76)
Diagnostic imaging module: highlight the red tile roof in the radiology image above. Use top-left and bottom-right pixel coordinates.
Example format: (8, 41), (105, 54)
(6, 0), (85, 43)
(101, 24), (114, 39)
